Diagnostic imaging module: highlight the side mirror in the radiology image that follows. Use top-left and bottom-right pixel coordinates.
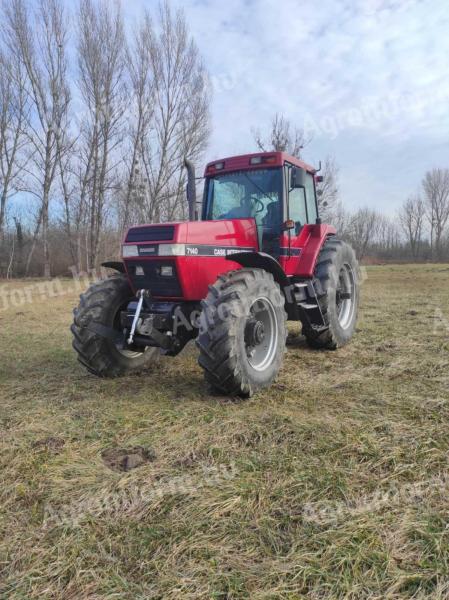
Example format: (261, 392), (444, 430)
(315, 175), (324, 183)
(291, 166), (306, 189)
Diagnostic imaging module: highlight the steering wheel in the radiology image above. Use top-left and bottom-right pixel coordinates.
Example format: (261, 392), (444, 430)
(253, 197), (265, 214)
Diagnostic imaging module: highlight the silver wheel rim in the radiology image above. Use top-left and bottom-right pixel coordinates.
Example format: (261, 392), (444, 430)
(336, 263), (356, 330)
(117, 345), (144, 358)
(245, 297), (278, 371)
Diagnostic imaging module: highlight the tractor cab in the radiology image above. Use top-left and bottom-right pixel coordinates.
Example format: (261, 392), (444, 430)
(201, 152), (320, 258)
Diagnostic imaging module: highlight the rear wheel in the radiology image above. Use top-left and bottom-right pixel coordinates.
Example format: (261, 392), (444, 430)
(303, 239), (359, 349)
(71, 274), (157, 377)
(197, 269), (287, 397)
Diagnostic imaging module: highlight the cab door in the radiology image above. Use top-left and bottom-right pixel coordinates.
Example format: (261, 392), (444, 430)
(280, 164), (319, 275)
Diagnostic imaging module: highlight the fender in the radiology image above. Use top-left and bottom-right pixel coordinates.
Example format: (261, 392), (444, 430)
(293, 225), (337, 277)
(101, 261), (125, 273)
(227, 251), (298, 319)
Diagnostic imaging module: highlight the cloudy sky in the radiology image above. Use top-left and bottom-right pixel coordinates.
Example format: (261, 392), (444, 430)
(127, 0), (449, 214)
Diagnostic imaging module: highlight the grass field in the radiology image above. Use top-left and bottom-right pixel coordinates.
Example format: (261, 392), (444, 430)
(1, 264), (449, 599)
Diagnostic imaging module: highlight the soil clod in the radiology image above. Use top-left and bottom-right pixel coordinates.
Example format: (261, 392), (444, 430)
(101, 446), (156, 472)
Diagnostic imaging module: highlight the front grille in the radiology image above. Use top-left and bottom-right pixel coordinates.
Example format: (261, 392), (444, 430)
(126, 259), (182, 297)
(126, 225), (175, 243)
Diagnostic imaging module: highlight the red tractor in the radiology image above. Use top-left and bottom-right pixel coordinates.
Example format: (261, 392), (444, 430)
(71, 152), (359, 396)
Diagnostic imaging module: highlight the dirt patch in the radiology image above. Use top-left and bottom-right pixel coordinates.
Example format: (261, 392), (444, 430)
(32, 436), (65, 453)
(101, 446), (156, 472)
(376, 342), (396, 352)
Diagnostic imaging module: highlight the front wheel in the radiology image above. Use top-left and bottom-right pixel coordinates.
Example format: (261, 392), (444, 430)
(71, 274), (157, 377)
(197, 269), (287, 397)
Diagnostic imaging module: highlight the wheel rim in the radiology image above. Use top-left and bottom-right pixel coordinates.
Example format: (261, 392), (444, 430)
(245, 297), (278, 371)
(336, 263), (356, 330)
(116, 343), (144, 358)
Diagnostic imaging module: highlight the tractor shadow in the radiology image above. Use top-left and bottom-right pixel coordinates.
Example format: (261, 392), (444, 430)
(286, 330), (308, 349)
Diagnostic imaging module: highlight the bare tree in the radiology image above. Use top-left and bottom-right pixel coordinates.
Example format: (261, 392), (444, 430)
(330, 201), (351, 239)
(422, 168), (449, 260)
(3, 0), (70, 277)
(376, 214), (400, 257)
(252, 115), (341, 225)
(120, 11), (155, 230)
(57, 135), (80, 267)
(125, 2), (210, 224)
(0, 48), (28, 237)
(13, 215), (24, 275)
(399, 195), (425, 259)
(347, 208), (382, 260)
(77, 0), (126, 269)
(316, 156), (339, 222)
(252, 113), (308, 158)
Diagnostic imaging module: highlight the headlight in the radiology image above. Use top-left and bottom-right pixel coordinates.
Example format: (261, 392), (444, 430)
(158, 243), (185, 256)
(159, 265), (173, 277)
(122, 244), (138, 257)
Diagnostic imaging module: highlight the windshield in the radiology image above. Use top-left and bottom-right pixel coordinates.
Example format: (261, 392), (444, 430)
(205, 168), (283, 229)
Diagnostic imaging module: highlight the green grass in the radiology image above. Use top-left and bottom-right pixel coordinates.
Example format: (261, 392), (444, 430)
(1, 264), (449, 599)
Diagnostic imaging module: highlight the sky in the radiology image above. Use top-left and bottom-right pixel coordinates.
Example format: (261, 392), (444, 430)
(126, 0), (449, 215)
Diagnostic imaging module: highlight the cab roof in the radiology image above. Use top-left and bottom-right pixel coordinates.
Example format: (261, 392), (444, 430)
(204, 151), (316, 177)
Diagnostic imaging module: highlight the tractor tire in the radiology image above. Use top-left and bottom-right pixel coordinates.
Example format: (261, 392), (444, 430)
(303, 238), (359, 350)
(71, 274), (157, 377)
(197, 268), (287, 397)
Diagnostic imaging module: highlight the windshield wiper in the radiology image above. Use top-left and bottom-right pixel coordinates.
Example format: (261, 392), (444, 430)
(242, 172), (276, 206)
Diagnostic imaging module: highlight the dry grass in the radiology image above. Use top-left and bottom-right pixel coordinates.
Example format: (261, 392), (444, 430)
(1, 264), (449, 599)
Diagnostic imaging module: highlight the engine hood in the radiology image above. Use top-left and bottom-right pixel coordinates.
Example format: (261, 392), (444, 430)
(122, 219), (259, 300)
(123, 218), (259, 257)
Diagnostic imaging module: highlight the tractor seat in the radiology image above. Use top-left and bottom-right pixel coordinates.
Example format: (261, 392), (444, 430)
(262, 202), (281, 232)
(259, 201), (281, 253)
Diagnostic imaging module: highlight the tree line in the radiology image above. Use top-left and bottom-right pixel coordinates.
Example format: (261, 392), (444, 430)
(329, 170), (449, 263)
(0, 0), (210, 277)
(0, 0), (448, 279)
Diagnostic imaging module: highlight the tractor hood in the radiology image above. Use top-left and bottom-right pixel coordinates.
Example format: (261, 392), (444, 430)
(122, 219), (258, 300)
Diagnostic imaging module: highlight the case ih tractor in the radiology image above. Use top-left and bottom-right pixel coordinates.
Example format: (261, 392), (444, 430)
(71, 152), (359, 396)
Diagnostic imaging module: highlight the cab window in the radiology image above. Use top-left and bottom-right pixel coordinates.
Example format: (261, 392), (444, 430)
(205, 168), (283, 229)
(289, 186), (307, 231)
(287, 167), (318, 229)
(305, 173), (318, 223)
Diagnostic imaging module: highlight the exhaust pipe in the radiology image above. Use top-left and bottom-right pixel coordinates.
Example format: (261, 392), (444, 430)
(184, 157), (197, 221)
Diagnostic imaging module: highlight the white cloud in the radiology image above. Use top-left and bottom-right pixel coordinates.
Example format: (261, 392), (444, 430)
(126, 0), (449, 213)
